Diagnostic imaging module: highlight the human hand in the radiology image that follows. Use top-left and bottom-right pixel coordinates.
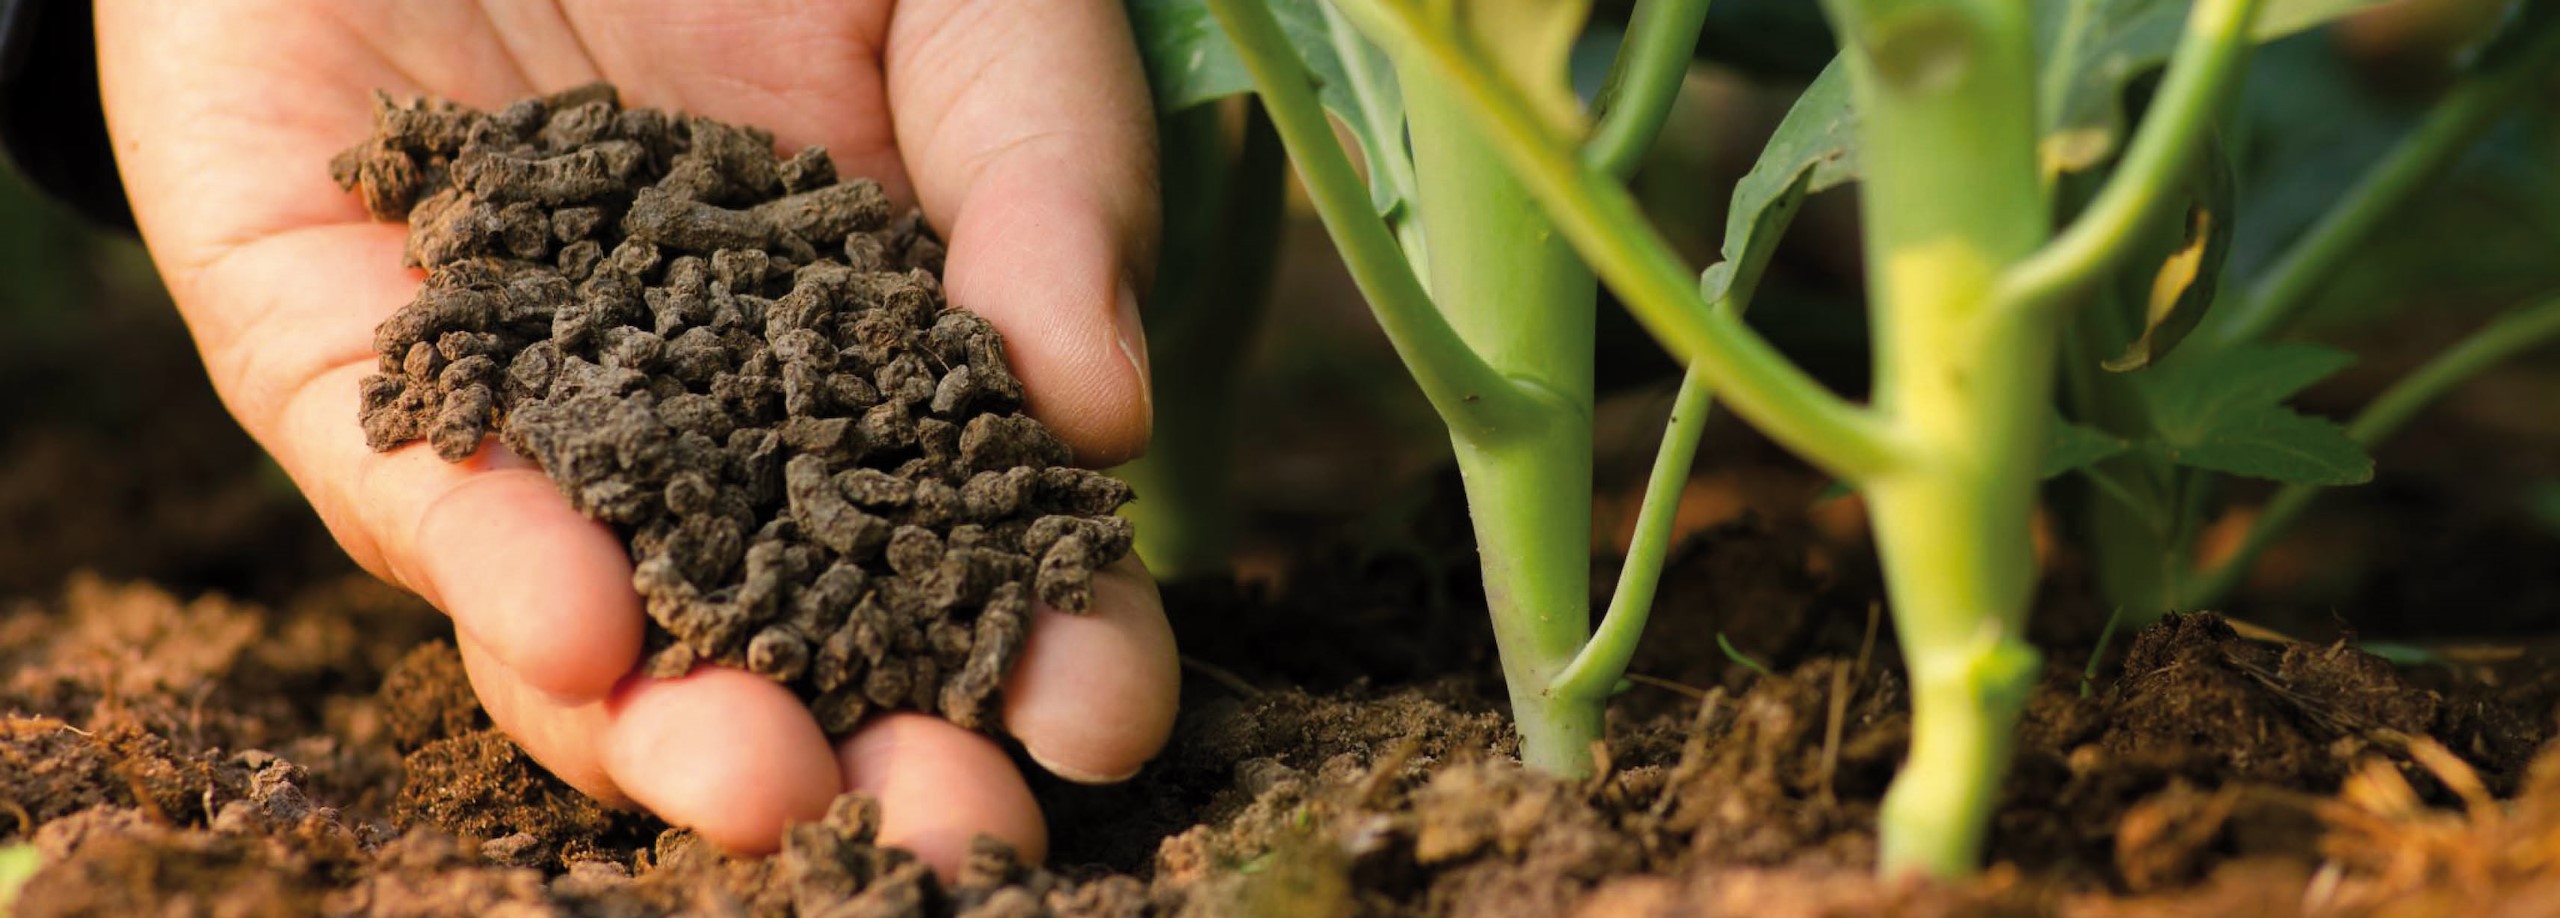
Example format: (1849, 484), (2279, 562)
(96, 0), (1177, 872)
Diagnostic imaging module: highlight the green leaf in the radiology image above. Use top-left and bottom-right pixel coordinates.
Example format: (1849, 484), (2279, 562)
(1125, 0), (1374, 129)
(2045, 420), (2133, 478)
(1700, 58), (1859, 306)
(1317, 2), (1417, 222)
(1128, 1), (1418, 231)
(2465, 0), (2560, 74)
(2035, 0), (2390, 175)
(2137, 342), (2373, 485)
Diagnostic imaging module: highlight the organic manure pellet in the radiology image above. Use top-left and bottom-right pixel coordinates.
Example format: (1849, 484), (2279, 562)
(336, 83), (1134, 735)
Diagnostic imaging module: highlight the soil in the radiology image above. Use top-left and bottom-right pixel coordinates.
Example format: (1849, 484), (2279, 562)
(335, 86), (1133, 734)
(8, 91), (2560, 918)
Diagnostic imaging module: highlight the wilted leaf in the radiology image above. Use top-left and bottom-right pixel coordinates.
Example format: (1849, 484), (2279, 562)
(2045, 419), (2134, 478)
(2104, 137), (2234, 371)
(2136, 342), (2373, 485)
(1700, 58), (1859, 306)
(2035, 0), (2391, 176)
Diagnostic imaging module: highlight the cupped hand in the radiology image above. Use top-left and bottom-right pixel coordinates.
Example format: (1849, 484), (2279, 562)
(95, 0), (1178, 872)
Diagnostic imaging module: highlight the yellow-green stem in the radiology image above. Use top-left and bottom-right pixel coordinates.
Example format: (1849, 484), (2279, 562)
(1820, 0), (2051, 878)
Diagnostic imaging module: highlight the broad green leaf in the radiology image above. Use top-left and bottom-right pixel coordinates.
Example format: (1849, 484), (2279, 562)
(1700, 58), (1859, 306)
(2136, 342), (2373, 485)
(1126, 0), (1417, 228)
(2155, 407), (2372, 484)
(2045, 419), (2134, 478)
(2035, 0), (2392, 175)
(1126, 1), (1379, 138)
(2103, 136), (2235, 371)
(1317, 2), (1417, 221)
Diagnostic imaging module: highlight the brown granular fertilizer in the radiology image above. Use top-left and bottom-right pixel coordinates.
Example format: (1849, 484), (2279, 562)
(334, 83), (1134, 735)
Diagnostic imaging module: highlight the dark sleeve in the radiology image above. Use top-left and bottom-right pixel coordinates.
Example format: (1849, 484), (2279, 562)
(0, 0), (136, 233)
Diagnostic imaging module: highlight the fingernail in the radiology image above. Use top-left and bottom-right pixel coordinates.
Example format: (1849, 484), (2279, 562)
(1114, 281), (1153, 433)
(1024, 737), (1143, 785)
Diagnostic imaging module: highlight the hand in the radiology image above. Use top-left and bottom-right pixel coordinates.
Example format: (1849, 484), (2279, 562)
(96, 0), (1178, 872)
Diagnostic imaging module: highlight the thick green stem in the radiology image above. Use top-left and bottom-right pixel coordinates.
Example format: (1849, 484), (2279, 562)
(1405, 73), (1606, 775)
(1202, 0), (1540, 439)
(2192, 291), (2560, 606)
(2208, 19), (2560, 348)
(1584, 0), (1714, 179)
(1333, 0), (1906, 481)
(1819, 0), (2052, 878)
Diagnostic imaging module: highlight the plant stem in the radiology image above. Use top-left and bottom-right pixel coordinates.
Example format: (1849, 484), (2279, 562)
(1550, 363), (1714, 701)
(1332, 0), (1906, 481)
(1552, 156), (1804, 703)
(1203, 0), (1542, 440)
(2191, 291), (2560, 606)
(1119, 103), (1286, 579)
(1999, 0), (2265, 317)
(1815, 0), (2053, 878)
(1402, 71), (1607, 775)
(2207, 16), (2560, 348)
(1584, 0), (1715, 179)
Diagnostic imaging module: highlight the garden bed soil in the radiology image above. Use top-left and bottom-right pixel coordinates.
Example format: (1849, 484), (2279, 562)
(7, 472), (2560, 915)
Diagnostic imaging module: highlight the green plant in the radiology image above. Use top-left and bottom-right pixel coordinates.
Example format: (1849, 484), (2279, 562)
(1128, 0), (2557, 879)
(2049, 2), (2560, 622)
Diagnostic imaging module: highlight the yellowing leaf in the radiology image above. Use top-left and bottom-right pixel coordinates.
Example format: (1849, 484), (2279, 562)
(2105, 135), (2233, 372)
(2104, 206), (2214, 370)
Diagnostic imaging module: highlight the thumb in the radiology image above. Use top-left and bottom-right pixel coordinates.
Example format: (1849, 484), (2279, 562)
(884, 0), (1158, 467)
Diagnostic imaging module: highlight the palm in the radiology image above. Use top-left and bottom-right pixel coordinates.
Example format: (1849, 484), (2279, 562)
(98, 0), (1176, 870)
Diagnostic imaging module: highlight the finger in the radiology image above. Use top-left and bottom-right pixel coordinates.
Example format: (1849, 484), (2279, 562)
(837, 712), (1045, 875)
(1002, 556), (1179, 784)
(454, 630), (623, 804)
(267, 356), (645, 703)
(96, 0), (542, 292)
(553, 0), (910, 195)
(604, 666), (844, 854)
(886, 0), (1159, 465)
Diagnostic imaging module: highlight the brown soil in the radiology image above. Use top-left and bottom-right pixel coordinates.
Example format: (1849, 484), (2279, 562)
(11, 548), (2560, 915)
(337, 86), (1133, 734)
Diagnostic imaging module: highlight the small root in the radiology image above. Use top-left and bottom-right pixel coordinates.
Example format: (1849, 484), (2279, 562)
(1178, 655), (1262, 698)
(1623, 672), (1707, 700)
(1818, 660), (1851, 806)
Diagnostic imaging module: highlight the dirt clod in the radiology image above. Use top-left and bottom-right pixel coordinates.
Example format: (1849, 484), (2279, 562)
(338, 85), (1134, 736)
